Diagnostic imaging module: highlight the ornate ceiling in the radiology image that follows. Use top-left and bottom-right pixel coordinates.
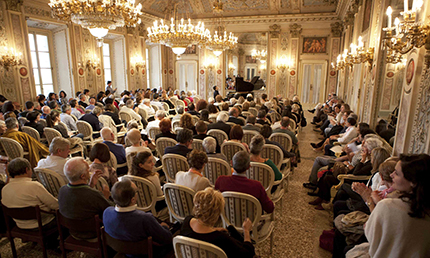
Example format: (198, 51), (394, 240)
(139, 0), (339, 19)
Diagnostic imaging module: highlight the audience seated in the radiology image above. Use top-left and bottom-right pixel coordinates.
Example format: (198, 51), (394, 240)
(147, 110), (166, 133)
(242, 114), (261, 132)
(187, 103), (200, 117)
(125, 128), (151, 156)
(36, 137), (70, 182)
(227, 107), (245, 126)
(273, 117), (298, 145)
(207, 112), (231, 136)
(121, 99), (142, 123)
(202, 137), (228, 162)
(164, 128), (193, 157)
(19, 101), (37, 118)
(215, 151), (274, 213)
(101, 127), (128, 176)
(175, 150), (211, 191)
(59, 157), (112, 240)
(193, 121), (220, 152)
(79, 106), (103, 137)
(154, 118), (176, 142)
(2, 157), (59, 229)
(180, 187), (255, 257)
(25, 110), (45, 138)
(103, 104), (121, 125)
(89, 143), (118, 188)
(179, 113), (197, 135)
(172, 106), (184, 122)
(139, 99), (155, 117)
(256, 110), (270, 126)
(249, 135), (282, 182)
(227, 125), (250, 152)
(60, 104), (78, 132)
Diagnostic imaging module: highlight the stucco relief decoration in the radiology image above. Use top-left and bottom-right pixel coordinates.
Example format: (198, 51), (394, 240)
(290, 70), (295, 76)
(142, 69), (145, 75)
(169, 69), (173, 74)
(269, 24), (281, 38)
(409, 68), (430, 153)
(330, 71), (336, 76)
(131, 69), (135, 76)
(21, 78), (31, 100)
(289, 38), (298, 97)
(280, 32), (288, 50)
(381, 77), (393, 110)
(330, 22), (343, 37)
(24, 6), (51, 17)
(217, 69), (222, 75)
(5, 0), (23, 11)
(78, 67), (85, 77)
(387, 72), (394, 77)
(270, 70), (276, 75)
(289, 23), (302, 38)
(269, 40), (277, 98)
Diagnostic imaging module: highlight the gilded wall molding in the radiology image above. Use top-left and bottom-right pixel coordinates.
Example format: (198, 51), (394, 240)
(23, 6), (51, 18)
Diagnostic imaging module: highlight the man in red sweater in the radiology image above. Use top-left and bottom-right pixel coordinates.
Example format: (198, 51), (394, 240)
(215, 151), (274, 213)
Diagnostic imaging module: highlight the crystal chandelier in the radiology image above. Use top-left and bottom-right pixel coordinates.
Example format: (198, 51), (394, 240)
(147, 18), (211, 56)
(251, 49), (267, 63)
(49, 0), (143, 47)
(204, 0), (238, 57)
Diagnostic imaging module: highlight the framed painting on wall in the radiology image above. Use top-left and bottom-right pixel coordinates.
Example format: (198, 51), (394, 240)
(184, 45), (197, 54)
(246, 55), (257, 63)
(362, 0), (372, 32)
(302, 37), (327, 54)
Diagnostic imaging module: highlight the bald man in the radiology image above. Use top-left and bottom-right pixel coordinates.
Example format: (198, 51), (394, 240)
(101, 127), (128, 176)
(40, 106), (51, 120)
(125, 128), (151, 156)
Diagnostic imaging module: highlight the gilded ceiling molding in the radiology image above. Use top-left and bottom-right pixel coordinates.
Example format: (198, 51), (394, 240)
(289, 23), (302, 38)
(5, 0), (23, 12)
(23, 6), (51, 18)
(343, 11), (355, 26)
(330, 22), (343, 37)
(199, 13), (339, 25)
(269, 24), (281, 38)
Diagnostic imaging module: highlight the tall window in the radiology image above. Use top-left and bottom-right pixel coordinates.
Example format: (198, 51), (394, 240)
(146, 48), (150, 88)
(103, 43), (112, 85)
(28, 32), (54, 95)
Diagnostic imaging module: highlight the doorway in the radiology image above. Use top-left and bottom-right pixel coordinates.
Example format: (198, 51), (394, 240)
(176, 61), (197, 93)
(299, 61), (327, 104)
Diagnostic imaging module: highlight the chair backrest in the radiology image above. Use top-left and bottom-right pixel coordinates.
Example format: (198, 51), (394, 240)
(288, 119), (297, 129)
(220, 141), (247, 163)
(162, 154), (189, 183)
(0, 137), (24, 159)
(163, 183), (195, 223)
(221, 191), (262, 234)
(207, 129), (228, 146)
(254, 123), (263, 129)
(176, 100), (185, 108)
(203, 157), (231, 186)
(105, 151), (117, 171)
(148, 127), (162, 141)
(95, 177), (109, 193)
(173, 236), (227, 258)
(155, 137), (177, 158)
(22, 126), (41, 141)
(269, 133), (292, 152)
(174, 127), (184, 135)
(225, 122), (235, 127)
(191, 115), (199, 125)
(38, 119), (47, 127)
(242, 130), (259, 145)
(172, 120), (181, 131)
(193, 96), (201, 104)
(99, 114), (116, 132)
(119, 111), (132, 123)
(183, 98), (191, 106)
(43, 127), (62, 145)
(56, 210), (101, 240)
(238, 117), (246, 125)
(76, 120), (95, 141)
(18, 117), (28, 128)
(208, 117), (217, 123)
(260, 144), (284, 169)
(245, 162), (275, 194)
(70, 114), (78, 122)
(34, 168), (67, 197)
(101, 227), (153, 258)
(242, 111), (251, 118)
(119, 175), (158, 214)
(58, 121), (70, 134)
(191, 138), (204, 151)
(2, 205), (43, 232)
(151, 105), (159, 113)
(248, 108), (258, 116)
(138, 108), (148, 120)
(162, 102), (170, 112)
(126, 152), (138, 171)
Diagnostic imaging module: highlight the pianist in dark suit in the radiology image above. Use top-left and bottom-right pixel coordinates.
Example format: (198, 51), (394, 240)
(207, 112), (231, 138)
(227, 107), (245, 126)
(213, 86), (220, 99)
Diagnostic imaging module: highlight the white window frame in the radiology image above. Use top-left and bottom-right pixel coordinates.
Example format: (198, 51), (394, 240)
(102, 42), (113, 86)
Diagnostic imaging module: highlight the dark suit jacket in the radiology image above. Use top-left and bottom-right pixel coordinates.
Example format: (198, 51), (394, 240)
(24, 121), (45, 137)
(164, 144), (191, 157)
(78, 101), (88, 108)
(228, 116), (245, 126)
(256, 119), (271, 126)
(155, 131), (177, 142)
(193, 134), (220, 153)
(79, 113), (102, 137)
(103, 141), (128, 175)
(242, 124), (261, 132)
(207, 121), (231, 138)
(187, 110), (200, 117)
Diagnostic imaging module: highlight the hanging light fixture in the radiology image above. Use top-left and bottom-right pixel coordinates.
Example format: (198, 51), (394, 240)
(251, 49), (267, 63)
(49, 0), (143, 47)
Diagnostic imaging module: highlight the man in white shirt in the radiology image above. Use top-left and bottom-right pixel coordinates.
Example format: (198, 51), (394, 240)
(139, 99), (155, 117)
(125, 129), (151, 156)
(2, 157), (59, 229)
(146, 110), (166, 133)
(150, 93), (165, 110)
(60, 104), (78, 132)
(36, 137), (70, 182)
(121, 99), (142, 122)
(70, 99), (83, 119)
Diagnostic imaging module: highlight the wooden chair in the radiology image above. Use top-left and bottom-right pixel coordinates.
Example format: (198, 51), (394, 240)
(138, 107), (148, 121)
(119, 175), (169, 220)
(162, 102), (170, 112)
(207, 129), (228, 146)
(330, 174), (372, 199)
(220, 141), (247, 163)
(18, 117), (28, 128)
(191, 138), (204, 151)
(191, 115), (200, 125)
(43, 128), (84, 157)
(248, 107), (258, 116)
(95, 176), (109, 194)
(261, 144), (291, 180)
(172, 120), (181, 132)
(56, 211), (103, 258)
(22, 126), (45, 142)
(247, 162), (285, 211)
(99, 114), (126, 141)
(33, 168), (67, 197)
(254, 123), (263, 129)
(269, 133), (292, 152)
(38, 119), (47, 127)
(242, 111), (251, 118)
(183, 98), (191, 106)
(2, 205), (58, 258)
(221, 191), (275, 254)
(119, 111), (132, 124)
(163, 183), (196, 223)
(193, 96), (201, 104)
(101, 227), (154, 258)
(242, 130), (259, 146)
(0, 137), (29, 160)
(151, 104), (159, 112)
(162, 154), (189, 183)
(174, 127), (184, 134)
(238, 116), (246, 125)
(173, 235), (227, 258)
(148, 127), (162, 141)
(203, 157), (231, 186)
(225, 122), (236, 127)
(76, 120), (103, 148)
(175, 100), (185, 109)
(155, 137), (177, 158)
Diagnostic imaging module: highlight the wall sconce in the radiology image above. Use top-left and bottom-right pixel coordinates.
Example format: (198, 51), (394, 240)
(86, 55), (100, 70)
(131, 55), (145, 71)
(204, 57), (216, 70)
(276, 55), (290, 72)
(228, 63), (236, 74)
(0, 46), (22, 71)
(383, 1), (429, 59)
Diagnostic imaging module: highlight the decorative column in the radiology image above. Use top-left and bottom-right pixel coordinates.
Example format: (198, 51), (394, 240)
(267, 24), (280, 99)
(288, 23), (302, 99)
(329, 22), (342, 94)
(198, 47), (207, 98)
(339, 12), (354, 101)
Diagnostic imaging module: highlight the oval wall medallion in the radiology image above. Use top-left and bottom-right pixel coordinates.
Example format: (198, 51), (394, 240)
(290, 70), (296, 76)
(78, 68), (84, 76)
(142, 69), (145, 75)
(217, 69), (222, 74)
(329, 71), (336, 76)
(386, 71), (394, 78)
(169, 69), (173, 74)
(19, 67), (28, 77)
(96, 68), (102, 76)
(270, 70), (276, 75)
(406, 59), (414, 85)
(200, 69), (204, 74)
(131, 69), (135, 75)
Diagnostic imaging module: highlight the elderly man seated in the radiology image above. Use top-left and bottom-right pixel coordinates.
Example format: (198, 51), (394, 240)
(139, 98), (156, 118)
(273, 117), (299, 145)
(202, 137), (228, 162)
(227, 107), (245, 126)
(3, 117), (49, 167)
(103, 179), (173, 256)
(79, 106), (103, 138)
(125, 128), (151, 156)
(58, 157), (112, 240)
(121, 99), (142, 123)
(164, 128), (193, 157)
(60, 104), (78, 132)
(2, 157), (59, 230)
(207, 112), (231, 137)
(146, 110), (166, 133)
(193, 121), (220, 153)
(101, 127), (128, 176)
(40, 105), (51, 120)
(242, 115), (261, 132)
(37, 137), (70, 182)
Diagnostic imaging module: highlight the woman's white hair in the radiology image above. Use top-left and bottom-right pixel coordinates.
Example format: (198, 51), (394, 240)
(217, 112), (229, 122)
(364, 137), (383, 152)
(202, 137), (216, 153)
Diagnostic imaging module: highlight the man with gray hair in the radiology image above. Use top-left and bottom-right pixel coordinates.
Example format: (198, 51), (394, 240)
(58, 157), (112, 240)
(242, 115), (261, 132)
(146, 110), (165, 133)
(2, 157), (59, 230)
(215, 151), (274, 213)
(202, 137), (228, 162)
(101, 127), (128, 176)
(227, 107), (244, 126)
(207, 112), (231, 136)
(121, 99), (142, 123)
(36, 137), (71, 182)
(79, 106), (103, 137)
(172, 106), (184, 122)
(60, 104), (78, 132)
(139, 98), (155, 117)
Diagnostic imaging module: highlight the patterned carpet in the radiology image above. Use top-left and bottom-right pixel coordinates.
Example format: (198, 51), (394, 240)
(0, 107), (333, 258)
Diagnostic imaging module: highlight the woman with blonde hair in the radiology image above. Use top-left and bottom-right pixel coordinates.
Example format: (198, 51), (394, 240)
(180, 187), (255, 257)
(180, 113), (196, 134)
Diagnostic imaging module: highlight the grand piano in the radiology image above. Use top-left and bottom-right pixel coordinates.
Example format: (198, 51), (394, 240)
(235, 76), (265, 93)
